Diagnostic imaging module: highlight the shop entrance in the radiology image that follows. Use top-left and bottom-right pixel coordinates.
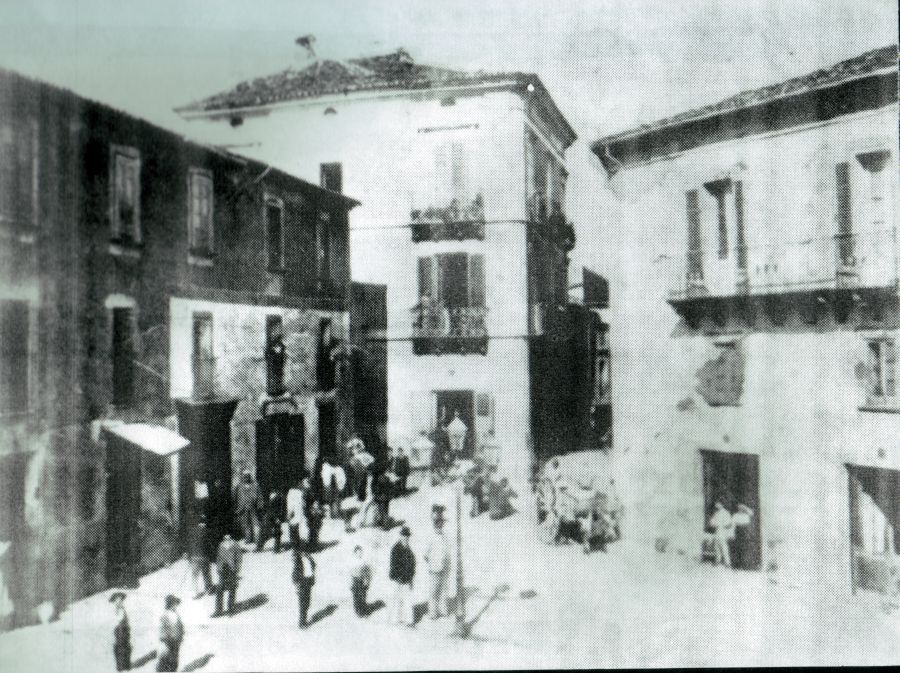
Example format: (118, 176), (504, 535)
(847, 464), (900, 594)
(701, 449), (761, 570)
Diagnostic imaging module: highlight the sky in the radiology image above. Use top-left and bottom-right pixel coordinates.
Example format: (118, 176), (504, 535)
(0, 0), (896, 280)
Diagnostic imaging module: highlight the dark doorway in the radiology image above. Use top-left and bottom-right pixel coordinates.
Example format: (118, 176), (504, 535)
(0, 452), (31, 628)
(105, 434), (141, 587)
(435, 390), (475, 457)
(256, 413), (305, 498)
(701, 450), (761, 571)
(318, 401), (337, 463)
(847, 464), (900, 594)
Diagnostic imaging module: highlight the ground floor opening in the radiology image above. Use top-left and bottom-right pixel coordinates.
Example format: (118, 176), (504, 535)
(701, 449), (761, 571)
(848, 464), (900, 595)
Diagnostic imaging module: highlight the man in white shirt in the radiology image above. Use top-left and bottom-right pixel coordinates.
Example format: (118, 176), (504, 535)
(709, 501), (733, 567)
(424, 505), (451, 619)
(286, 477), (309, 550)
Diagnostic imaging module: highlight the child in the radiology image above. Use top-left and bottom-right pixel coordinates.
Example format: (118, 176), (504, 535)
(350, 545), (372, 616)
(109, 591), (131, 671)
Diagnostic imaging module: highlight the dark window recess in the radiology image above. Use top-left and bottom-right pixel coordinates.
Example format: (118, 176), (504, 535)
(111, 308), (135, 406)
(418, 256), (435, 302)
(686, 190), (702, 279)
(317, 318), (336, 390)
(267, 203), (284, 270)
(265, 315), (286, 396)
(734, 181), (747, 272)
(704, 179), (732, 260)
(320, 163), (343, 193)
(0, 300), (29, 414)
(836, 162), (853, 266)
(317, 211), (332, 285)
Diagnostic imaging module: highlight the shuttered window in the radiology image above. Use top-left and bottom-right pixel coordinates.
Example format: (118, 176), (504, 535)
(836, 162), (853, 266)
(418, 253), (485, 308)
(418, 256), (435, 302)
(0, 300), (29, 414)
(469, 254), (486, 307)
(111, 146), (141, 243)
(868, 338), (896, 399)
(188, 169), (214, 255)
(111, 308), (135, 406)
(266, 198), (284, 271)
(734, 181), (747, 271)
(686, 189), (702, 278)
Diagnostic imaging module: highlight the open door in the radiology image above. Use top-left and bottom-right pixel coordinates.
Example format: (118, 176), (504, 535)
(847, 464), (900, 594)
(701, 449), (761, 570)
(105, 435), (141, 587)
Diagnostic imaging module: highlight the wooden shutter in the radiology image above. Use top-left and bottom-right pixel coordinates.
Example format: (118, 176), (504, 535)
(885, 341), (896, 397)
(440, 253), (468, 308)
(469, 254), (486, 307)
(836, 162), (853, 264)
(734, 181), (747, 271)
(686, 190), (702, 277)
(417, 257), (434, 300)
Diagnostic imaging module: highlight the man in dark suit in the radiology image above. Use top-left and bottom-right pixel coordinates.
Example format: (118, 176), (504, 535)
(292, 547), (316, 627)
(389, 526), (416, 626)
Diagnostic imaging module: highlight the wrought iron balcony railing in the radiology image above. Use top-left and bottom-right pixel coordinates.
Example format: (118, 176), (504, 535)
(410, 303), (488, 355)
(410, 194), (486, 242)
(666, 229), (899, 301)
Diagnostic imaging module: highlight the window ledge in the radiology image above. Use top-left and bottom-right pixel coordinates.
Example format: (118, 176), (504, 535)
(859, 399), (900, 414)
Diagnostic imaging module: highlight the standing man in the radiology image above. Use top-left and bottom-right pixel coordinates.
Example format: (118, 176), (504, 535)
(709, 501), (734, 567)
(307, 499), (325, 552)
(156, 595), (184, 673)
(109, 591), (131, 672)
(286, 477), (310, 550)
(349, 545), (372, 617)
(424, 505), (451, 619)
(389, 526), (416, 627)
(214, 532), (242, 616)
(390, 446), (411, 496)
(188, 515), (213, 598)
(233, 469), (263, 546)
(292, 546), (316, 628)
(257, 490), (286, 553)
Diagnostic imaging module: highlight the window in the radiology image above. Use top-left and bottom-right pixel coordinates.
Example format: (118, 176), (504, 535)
(192, 312), (214, 399)
(836, 162), (853, 266)
(188, 169), (214, 256)
(686, 190), (702, 280)
(0, 121), (37, 228)
(857, 151), (891, 232)
(0, 300), (29, 414)
(704, 179), (732, 260)
(110, 145), (141, 244)
(320, 163), (342, 193)
(866, 338), (896, 401)
(316, 210), (332, 284)
(111, 308), (135, 406)
(734, 180), (747, 272)
(266, 196), (284, 272)
(317, 318), (335, 390)
(417, 253), (486, 308)
(434, 141), (468, 206)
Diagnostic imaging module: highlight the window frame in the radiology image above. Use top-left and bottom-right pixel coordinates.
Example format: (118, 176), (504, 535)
(265, 194), (286, 273)
(109, 144), (142, 246)
(863, 336), (897, 410)
(187, 167), (215, 259)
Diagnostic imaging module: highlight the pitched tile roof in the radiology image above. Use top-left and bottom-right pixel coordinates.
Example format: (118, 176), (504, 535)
(594, 45), (897, 147)
(176, 49), (576, 144)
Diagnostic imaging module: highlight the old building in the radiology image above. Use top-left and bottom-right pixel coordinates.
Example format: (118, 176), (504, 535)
(0, 68), (357, 628)
(591, 46), (898, 594)
(177, 48), (608, 480)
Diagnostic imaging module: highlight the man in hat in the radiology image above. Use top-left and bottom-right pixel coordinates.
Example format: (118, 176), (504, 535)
(349, 544), (372, 617)
(188, 514), (213, 598)
(709, 501), (734, 567)
(389, 526), (416, 626)
(234, 469), (263, 546)
(423, 505), (451, 619)
(214, 532), (242, 616)
(257, 489), (286, 553)
(157, 595), (184, 672)
(109, 591), (131, 671)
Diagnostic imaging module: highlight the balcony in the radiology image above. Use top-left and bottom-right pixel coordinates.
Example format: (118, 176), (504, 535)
(527, 194), (576, 252)
(665, 230), (899, 327)
(410, 303), (488, 355)
(410, 195), (485, 242)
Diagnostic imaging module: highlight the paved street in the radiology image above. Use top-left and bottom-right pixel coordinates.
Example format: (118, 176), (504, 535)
(2, 475), (900, 671)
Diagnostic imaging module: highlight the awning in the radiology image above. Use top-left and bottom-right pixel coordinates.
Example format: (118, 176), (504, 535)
(104, 423), (190, 456)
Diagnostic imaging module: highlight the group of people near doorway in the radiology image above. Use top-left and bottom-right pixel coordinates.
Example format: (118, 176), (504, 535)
(707, 501), (755, 568)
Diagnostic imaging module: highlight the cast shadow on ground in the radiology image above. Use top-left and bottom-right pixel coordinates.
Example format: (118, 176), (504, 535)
(307, 603), (337, 626)
(131, 650), (157, 668)
(363, 600), (386, 616)
(446, 586), (479, 614)
(232, 593), (268, 615)
(310, 540), (339, 553)
(181, 653), (215, 672)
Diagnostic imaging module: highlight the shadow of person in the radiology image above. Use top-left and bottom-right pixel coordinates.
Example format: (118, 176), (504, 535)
(309, 539), (340, 554)
(231, 593), (268, 615)
(181, 653), (215, 672)
(307, 603), (337, 626)
(131, 650), (157, 668)
(412, 601), (429, 625)
(363, 599), (386, 617)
